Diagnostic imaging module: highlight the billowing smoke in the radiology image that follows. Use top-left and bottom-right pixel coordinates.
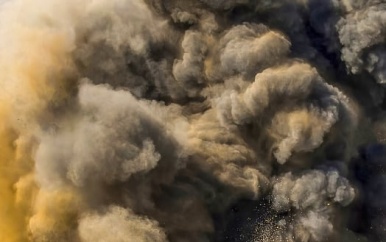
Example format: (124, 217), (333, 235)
(0, 0), (385, 242)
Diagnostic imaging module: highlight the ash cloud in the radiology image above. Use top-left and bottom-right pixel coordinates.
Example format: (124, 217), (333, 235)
(0, 0), (385, 242)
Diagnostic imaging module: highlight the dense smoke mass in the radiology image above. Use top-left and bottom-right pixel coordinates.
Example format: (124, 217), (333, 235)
(1, 0), (386, 241)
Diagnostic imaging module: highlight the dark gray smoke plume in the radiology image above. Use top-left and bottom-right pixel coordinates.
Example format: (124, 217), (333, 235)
(0, 0), (386, 242)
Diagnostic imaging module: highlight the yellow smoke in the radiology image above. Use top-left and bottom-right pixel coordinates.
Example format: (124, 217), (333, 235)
(0, 1), (81, 241)
(0, 106), (30, 242)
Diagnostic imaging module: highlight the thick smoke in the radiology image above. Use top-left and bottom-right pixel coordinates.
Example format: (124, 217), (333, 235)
(0, 0), (385, 242)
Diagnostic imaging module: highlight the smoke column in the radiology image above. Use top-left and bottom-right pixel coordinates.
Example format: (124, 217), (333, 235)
(0, 0), (385, 241)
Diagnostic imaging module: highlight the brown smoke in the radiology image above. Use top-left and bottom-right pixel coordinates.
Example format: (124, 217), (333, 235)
(0, 0), (385, 242)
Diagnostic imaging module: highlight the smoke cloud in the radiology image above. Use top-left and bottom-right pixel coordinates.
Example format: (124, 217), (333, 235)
(0, 0), (385, 241)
